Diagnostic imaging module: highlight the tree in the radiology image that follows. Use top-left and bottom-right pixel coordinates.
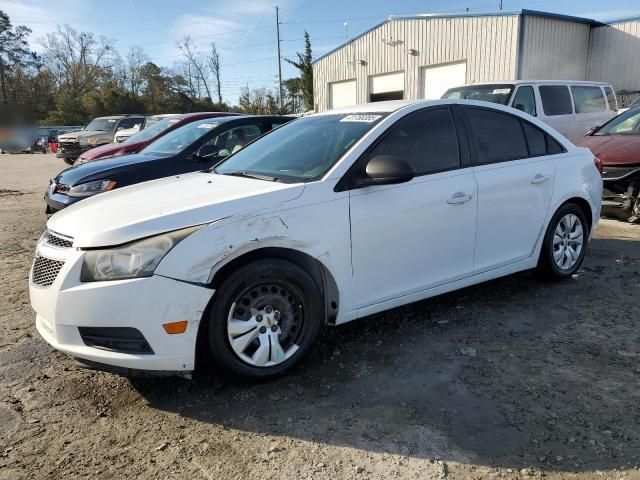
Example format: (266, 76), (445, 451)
(285, 31), (313, 111)
(238, 87), (280, 114)
(126, 46), (149, 95)
(0, 10), (37, 104)
(282, 77), (303, 114)
(40, 25), (116, 98)
(177, 36), (211, 101)
(207, 42), (222, 104)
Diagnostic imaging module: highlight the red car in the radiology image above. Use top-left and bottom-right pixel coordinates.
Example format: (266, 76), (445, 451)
(576, 106), (640, 222)
(76, 112), (238, 164)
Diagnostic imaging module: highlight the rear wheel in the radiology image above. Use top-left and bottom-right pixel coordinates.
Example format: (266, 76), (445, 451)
(536, 203), (589, 280)
(206, 259), (323, 379)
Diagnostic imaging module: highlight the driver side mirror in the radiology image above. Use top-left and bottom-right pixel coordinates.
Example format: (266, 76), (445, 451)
(196, 144), (222, 160)
(363, 155), (415, 186)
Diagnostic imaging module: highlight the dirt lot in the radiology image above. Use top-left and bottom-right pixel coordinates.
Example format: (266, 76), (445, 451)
(1, 153), (639, 480)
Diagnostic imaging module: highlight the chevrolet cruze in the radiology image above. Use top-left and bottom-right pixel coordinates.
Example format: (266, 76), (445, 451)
(29, 100), (603, 379)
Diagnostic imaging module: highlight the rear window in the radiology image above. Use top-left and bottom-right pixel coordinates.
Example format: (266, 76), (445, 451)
(604, 87), (617, 110)
(539, 86), (573, 116)
(571, 86), (606, 113)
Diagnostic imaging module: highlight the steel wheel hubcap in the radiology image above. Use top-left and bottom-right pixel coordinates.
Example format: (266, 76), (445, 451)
(552, 213), (583, 270)
(226, 283), (302, 367)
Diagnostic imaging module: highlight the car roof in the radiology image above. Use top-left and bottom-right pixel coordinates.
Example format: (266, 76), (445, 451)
(448, 80), (612, 87)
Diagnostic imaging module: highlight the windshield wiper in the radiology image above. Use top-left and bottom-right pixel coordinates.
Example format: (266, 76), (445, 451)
(222, 170), (279, 182)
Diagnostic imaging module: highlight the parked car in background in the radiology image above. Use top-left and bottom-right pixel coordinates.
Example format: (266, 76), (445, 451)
(45, 115), (291, 213)
(56, 115), (147, 164)
(442, 80), (617, 141)
(113, 114), (182, 143)
(30, 100), (602, 379)
(76, 112), (237, 164)
(576, 106), (640, 222)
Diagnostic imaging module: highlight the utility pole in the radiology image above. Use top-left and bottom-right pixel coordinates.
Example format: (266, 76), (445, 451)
(276, 6), (283, 111)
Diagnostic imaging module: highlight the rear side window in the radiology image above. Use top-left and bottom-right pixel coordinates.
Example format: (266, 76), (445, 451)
(539, 86), (573, 116)
(466, 108), (528, 164)
(370, 108), (459, 175)
(571, 86), (606, 113)
(546, 136), (565, 154)
(512, 86), (537, 116)
(604, 87), (617, 110)
(522, 122), (546, 156)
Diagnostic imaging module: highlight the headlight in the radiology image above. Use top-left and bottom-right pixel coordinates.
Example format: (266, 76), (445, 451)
(78, 137), (89, 146)
(81, 226), (201, 282)
(67, 180), (116, 197)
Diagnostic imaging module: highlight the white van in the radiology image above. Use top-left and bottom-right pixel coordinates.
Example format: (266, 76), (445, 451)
(442, 80), (618, 142)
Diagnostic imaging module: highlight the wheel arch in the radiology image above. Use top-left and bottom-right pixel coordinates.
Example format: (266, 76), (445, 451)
(194, 246), (340, 371)
(558, 196), (594, 235)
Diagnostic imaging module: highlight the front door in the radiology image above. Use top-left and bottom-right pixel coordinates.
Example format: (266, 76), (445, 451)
(349, 107), (477, 308)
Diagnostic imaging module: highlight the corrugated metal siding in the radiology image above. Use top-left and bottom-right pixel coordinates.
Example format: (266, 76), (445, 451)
(313, 16), (520, 111)
(587, 20), (640, 94)
(519, 16), (591, 80)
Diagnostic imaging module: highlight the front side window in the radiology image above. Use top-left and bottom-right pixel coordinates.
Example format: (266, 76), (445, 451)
(571, 86), (606, 113)
(203, 124), (262, 158)
(141, 118), (221, 156)
(215, 114), (385, 182)
(442, 84), (514, 105)
(539, 86), (573, 116)
(466, 108), (528, 164)
(368, 108), (460, 175)
(512, 86), (536, 116)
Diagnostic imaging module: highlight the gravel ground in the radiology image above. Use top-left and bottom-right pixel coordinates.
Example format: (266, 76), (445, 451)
(1, 153), (640, 480)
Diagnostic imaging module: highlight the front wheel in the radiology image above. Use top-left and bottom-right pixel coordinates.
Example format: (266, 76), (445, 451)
(536, 203), (589, 280)
(206, 259), (323, 379)
(63, 157), (74, 165)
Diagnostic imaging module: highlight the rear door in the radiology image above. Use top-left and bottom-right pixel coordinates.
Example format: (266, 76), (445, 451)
(464, 106), (557, 273)
(349, 106), (477, 308)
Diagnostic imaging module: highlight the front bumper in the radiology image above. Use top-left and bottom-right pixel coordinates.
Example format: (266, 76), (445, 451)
(56, 142), (89, 160)
(29, 239), (214, 373)
(44, 190), (83, 213)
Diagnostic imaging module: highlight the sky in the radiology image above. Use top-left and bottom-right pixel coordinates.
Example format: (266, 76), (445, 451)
(1, 0), (639, 104)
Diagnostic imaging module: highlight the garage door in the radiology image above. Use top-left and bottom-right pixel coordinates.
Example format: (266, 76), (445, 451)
(369, 72), (404, 102)
(421, 62), (467, 99)
(330, 80), (357, 109)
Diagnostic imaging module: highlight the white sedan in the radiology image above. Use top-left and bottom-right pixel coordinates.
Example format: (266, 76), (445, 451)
(29, 100), (602, 379)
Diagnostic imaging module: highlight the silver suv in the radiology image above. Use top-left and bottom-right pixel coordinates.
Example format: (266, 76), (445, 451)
(56, 115), (146, 164)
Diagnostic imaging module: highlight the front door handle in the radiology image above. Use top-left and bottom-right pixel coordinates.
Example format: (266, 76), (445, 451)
(531, 173), (549, 184)
(447, 192), (473, 205)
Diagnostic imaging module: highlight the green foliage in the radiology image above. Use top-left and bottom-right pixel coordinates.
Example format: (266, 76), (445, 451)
(284, 31), (314, 111)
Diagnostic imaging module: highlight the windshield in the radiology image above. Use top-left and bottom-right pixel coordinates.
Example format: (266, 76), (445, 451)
(215, 113), (386, 182)
(442, 84), (514, 105)
(594, 108), (640, 135)
(85, 118), (118, 132)
(141, 118), (220, 155)
(125, 117), (181, 144)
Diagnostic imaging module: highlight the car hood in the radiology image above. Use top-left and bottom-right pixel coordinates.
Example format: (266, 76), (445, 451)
(55, 152), (162, 185)
(58, 130), (104, 141)
(79, 141), (147, 161)
(576, 135), (640, 166)
(47, 172), (305, 247)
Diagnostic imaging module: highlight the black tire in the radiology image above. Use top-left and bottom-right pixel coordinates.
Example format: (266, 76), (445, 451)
(206, 259), (323, 379)
(536, 202), (589, 281)
(63, 157), (74, 165)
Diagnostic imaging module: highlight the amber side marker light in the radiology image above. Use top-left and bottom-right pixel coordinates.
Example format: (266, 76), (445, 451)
(163, 321), (188, 334)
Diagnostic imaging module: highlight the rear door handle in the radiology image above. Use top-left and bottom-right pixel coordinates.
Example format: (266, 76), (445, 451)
(531, 173), (549, 184)
(447, 192), (473, 205)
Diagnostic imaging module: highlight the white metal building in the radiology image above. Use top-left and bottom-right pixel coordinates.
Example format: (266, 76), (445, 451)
(312, 10), (640, 111)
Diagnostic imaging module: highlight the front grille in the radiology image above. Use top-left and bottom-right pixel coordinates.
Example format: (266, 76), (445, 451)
(78, 327), (154, 354)
(43, 230), (73, 248)
(602, 165), (640, 181)
(31, 256), (65, 287)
